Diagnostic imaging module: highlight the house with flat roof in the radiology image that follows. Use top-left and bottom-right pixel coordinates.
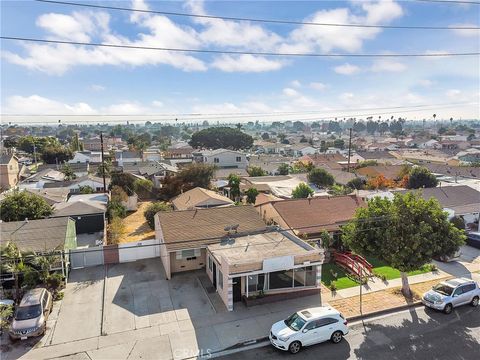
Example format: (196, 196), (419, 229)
(155, 206), (267, 280)
(207, 230), (323, 311)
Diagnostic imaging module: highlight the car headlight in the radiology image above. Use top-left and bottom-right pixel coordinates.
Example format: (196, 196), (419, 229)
(278, 336), (290, 342)
(434, 300), (443, 305)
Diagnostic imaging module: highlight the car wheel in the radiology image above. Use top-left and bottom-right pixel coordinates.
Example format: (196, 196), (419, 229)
(331, 330), (343, 344)
(444, 303), (453, 314)
(471, 296), (479, 307)
(288, 341), (302, 354)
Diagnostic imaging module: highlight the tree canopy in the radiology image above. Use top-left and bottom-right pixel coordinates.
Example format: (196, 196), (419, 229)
(228, 174), (241, 200)
(277, 163), (289, 175)
(160, 163), (215, 199)
(144, 202), (172, 229)
(307, 168), (335, 188)
(189, 127), (253, 150)
(406, 167), (438, 189)
(247, 166), (267, 177)
(245, 188), (259, 204)
(0, 191), (53, 222)
(41, 145), (74, 164)
(109, 172), (136, 196)
(342, 192), (465, 296)
(291, 183), (314, 199)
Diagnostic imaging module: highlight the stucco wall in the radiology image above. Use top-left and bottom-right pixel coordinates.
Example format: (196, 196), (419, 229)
(170, 248), (206, 274)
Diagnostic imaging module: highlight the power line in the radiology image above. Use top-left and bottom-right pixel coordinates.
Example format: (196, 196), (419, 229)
(2, 36), (478, 58)
(1, 102), (474, 118)
(34, 0), (480, 30)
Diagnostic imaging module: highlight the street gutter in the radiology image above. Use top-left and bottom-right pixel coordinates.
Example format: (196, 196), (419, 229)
(207, 301), (423, 359)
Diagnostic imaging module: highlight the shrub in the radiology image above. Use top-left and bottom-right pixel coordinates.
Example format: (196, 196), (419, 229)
(46, 273), (64, 290)
(107, 216), (126, 245)
(291, 183), (314, 198)
(245, 188), (259, 204)
(308, 168), (334, 188)
(329, 283), (337, 292)
(144, 202), (172, 229)
(107, 200), (127, 220)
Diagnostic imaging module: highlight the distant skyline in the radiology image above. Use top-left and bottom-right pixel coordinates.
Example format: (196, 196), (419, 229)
(1, 0), (479, 124)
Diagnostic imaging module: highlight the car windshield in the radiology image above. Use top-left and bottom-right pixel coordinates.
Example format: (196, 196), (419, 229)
(15, 305), (41, 320)
(284, 312), (306, 331)
(433, 284), (454, 296)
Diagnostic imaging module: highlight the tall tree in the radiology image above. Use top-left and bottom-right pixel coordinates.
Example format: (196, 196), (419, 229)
(189, 127), (253, 150)
(41, 145), (74, 164)
(0, 191), (53, 222)
(109, 172), (136, 196)
(228, 174), (241, 200)
(245, 188), (259, 204)
(407, 167), (438, 189)
(307, 168), (335, 188)
(342, 193), (465, 296)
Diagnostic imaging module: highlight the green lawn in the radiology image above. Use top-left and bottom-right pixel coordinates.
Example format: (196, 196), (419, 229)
(321, 257), (434, 290)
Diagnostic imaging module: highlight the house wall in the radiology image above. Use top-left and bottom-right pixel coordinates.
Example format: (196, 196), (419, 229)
(204, 151), (248, 169)
(169, 248), (206, 274)
(155, 215), (171, 279)
(255, 202), (289, 228)
(0, 158), (19, 189)
(69, 179), (105, 192)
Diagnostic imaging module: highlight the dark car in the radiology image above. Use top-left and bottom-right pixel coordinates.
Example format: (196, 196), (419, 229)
(466, 232), (480, 249)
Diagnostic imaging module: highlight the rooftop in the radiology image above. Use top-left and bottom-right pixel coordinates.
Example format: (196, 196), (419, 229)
(172, 187), (234, 210)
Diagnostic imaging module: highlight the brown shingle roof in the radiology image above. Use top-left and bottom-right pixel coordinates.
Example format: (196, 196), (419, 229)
(156, 205), (267, 251)
(271, 195), (366, 235)
(171, 187), (234, 210)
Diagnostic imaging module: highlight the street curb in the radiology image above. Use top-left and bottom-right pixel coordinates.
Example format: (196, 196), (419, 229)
(208, 301), (424, 358)
(101, 264), (108, 336)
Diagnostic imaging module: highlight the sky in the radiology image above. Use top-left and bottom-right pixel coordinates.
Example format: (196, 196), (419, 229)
(1, 0), (479, 124)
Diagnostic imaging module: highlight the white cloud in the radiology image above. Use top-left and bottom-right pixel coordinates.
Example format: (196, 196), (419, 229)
(309, 82), (327, 91)
(102, 102), (149, 114)
(211, 55), (284, 72)
(4, 95), (97, 115)
(450, 24), (480, 37)
(283, 87), (300, 97)
(290, 80), (302, 88)
(418, 79), (433, 87)
(152, 100), (164, 107)
(334, 63), (360, 75)
(446, 89), (461, 99)
(370, 59), (406, 73)
(339, 92), (355, 102)
(90, 84), (105, 92)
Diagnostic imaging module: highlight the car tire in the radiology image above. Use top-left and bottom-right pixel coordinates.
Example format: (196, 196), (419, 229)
(288, 341), (302, 354)
(331, 330), (343, 344)
(471, 296), (479, 307)
(444, 303), (453, 314)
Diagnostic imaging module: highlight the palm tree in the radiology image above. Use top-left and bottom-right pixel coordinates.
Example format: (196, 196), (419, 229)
(0, 242), (34, 302)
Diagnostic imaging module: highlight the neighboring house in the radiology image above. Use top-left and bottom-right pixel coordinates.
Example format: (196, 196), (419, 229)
(0, 154), (19, 189)
(423, 164), (480, 181)
(195, 149), (248, 169)
(142, 151), (162, 162)
(285, 144), (317, 157)
(122, 161), (178, 188)
(37, 163), (89, 178)
(395, 185), (480, 228)
(69, 151), (93, 164)
(25, 188), (70, 205)
(21, 168), (65, 188)
(456, 148), (480, 165)
(172, 187), (234, 210)
(155, 206), (267, 280)
(356, 151), (397, 164)
(300, 153), (347, 171)
(43, 175), (109, 193)
(256, 195), (366, 239)
(241, 175), (329, 198)
(0, 217), (77, 277)
(52, 196), (107, 235)
(115, 151), (143, 167)
(164, 146), (193, 159)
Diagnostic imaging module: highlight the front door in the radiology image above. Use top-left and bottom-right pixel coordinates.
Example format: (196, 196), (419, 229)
(212, 262), (217, 289)
(232, 277), (242, 302)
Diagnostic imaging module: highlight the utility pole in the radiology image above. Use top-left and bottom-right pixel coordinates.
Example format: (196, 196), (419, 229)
(347, 127), (353, 172)
(100, 132), (106, 194)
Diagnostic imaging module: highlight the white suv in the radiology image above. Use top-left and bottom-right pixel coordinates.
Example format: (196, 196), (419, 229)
(269, 307), (348, 354)
(422, 278), (480, 314)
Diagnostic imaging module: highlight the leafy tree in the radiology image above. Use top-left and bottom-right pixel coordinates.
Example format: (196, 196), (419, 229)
(3, 137), (18, 149)
(261, 132), (270, 140)
(109, 172), (136, 196)
(107, 216), (126, 245)
(299, 135), (308, 143)
(189, 127), (253, 150)
(0, 304), (13, 331)
(346, 177), (366, 190)
(247, 166), (267, 177)
(307, 168), (334, 188)
(277, 163), (290, 175)
(450, 216), (465, 231)
(41, 145), (74, 164)
(228, 174), (241, 200)
(96, 160), (113, 178)
(319, 230), (332, 249)
(134, 178), (154, 199)
(355, 160), (378, 169)
(144, 202), (172, 229)
(366, 175), (395, 190)
(292, 183), (314, 198)
(293, 121), (305, 132)
(0, 242), (34, 301)
(328, 184), (352, 196)
(333, 139), (345, 149)
(342, 192), (465, 296)
(245, 188), (259, 204)
(110, 185), (128, 202)
(177, 163), (215, 190)
(17, 136), (60, 154)
(61, 163), (76, 181)
(79, 185), (95, 194)
(0, 191), (53, 222)
(107, 201), (127, 220)
(407, 167), (438, 189)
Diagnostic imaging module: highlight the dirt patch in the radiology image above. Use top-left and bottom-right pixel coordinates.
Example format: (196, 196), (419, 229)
(120, 202), (155, 243)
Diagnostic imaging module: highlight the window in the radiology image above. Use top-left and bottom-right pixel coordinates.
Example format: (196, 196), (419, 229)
(218, 270), (223, 289)
(304, 321), (319, 330)
(292, 266), (316, 287)
(214, 158), (220, 163)
(269, 269), (294, 290)
(461, 284), (476, 294)
(208, 256), (213, 271)
(453, 287), (463, 297)
(176, 249), (200, 260)
(236, 156), (242, 162)
(316, 318), (338, 327)
(247, 274), (266, 293)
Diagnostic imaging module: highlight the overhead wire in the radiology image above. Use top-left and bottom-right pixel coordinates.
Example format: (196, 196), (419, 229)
(34, 0), (480, 30)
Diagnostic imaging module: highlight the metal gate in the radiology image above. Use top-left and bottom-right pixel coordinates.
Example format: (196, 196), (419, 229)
(69, 246), (104, 269)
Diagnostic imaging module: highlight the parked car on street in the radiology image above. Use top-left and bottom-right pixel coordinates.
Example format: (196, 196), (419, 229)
(466, 232), (480, 249)
(422, 278), (480, 314)
(269, 306), (348, 354)
(9, 288), (52, 340)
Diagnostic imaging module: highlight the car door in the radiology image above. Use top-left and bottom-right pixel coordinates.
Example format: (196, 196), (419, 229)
(452, 286), (466, 307)
(316, 317), (340, 343)
(459, 284), (475, 305)
(301, 320), (321, 346)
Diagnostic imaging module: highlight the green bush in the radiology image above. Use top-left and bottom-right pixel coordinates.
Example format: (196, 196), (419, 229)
(46, 273), (64, 290)
(144, 202), (172, 229)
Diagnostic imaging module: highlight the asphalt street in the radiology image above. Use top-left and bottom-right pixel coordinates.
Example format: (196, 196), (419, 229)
(220, 305), (480, 360)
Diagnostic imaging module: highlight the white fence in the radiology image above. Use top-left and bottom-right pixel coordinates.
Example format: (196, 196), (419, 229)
(119, 239), (161, 263)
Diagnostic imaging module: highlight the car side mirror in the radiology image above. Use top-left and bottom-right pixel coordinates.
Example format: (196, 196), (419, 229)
(302, 328), (309, 333)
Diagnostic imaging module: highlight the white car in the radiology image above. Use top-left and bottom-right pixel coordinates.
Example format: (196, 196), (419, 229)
(422, 278), (480, 314)
(269, 307), (348, 354)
